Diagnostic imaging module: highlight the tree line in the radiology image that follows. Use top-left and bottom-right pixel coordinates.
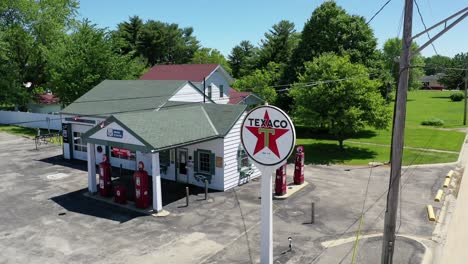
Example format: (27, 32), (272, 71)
(1, 0), (466, 148)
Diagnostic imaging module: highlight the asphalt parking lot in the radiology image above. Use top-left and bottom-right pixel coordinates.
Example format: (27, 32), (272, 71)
(0, 132), (454, 263)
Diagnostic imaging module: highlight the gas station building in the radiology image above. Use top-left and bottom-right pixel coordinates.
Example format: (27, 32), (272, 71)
(60, 80), (260, 212)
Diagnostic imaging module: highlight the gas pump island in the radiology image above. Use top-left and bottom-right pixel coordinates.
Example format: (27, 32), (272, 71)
(241, 105), (296, 264)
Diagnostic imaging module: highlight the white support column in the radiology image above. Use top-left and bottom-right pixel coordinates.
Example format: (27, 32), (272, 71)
(152, 152), (163, 212)
(260, 167), (274, 264)
(87, 143), (97, 193)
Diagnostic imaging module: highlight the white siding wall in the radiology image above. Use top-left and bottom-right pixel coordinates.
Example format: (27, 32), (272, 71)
(62, 114), (104, 161)
(223, 112), (260, 190)
(183, 138), (225, 190)
(169, 83), (205, 102)
(206, 70), (230, 104)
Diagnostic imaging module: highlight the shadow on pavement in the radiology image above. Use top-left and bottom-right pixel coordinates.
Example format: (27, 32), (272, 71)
(50, 188), (145, 223)
(37, 154), (88, 172)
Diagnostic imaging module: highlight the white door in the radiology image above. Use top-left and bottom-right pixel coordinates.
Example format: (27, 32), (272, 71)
(71, 124), (92, 161)
(177, 149), (188, 183)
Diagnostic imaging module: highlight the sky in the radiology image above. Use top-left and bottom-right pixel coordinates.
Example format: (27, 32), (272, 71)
(77, 0), (468, 58)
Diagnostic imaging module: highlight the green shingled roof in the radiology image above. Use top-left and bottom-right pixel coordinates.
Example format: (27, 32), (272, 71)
(61, 80), (195, 116)
(83, 103), (247, 151)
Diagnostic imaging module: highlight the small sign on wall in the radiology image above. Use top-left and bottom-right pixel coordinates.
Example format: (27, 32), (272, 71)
(107, 128), (123, 138)
(216, 156), (223, 168)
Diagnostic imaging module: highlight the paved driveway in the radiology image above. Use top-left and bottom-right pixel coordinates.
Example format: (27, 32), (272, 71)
(0, 132), (453, 263)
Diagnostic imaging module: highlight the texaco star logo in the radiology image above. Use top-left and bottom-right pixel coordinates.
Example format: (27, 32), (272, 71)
(241, 105), (295, 166)
(245, 111), (289, 158)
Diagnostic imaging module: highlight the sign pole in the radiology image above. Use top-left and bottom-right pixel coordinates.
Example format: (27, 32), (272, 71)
(240, 105), (296, 264)
(259, 166), (274, 264)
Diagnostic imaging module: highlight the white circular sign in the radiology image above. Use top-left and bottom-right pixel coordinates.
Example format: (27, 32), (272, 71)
(241, 105), (296, 166)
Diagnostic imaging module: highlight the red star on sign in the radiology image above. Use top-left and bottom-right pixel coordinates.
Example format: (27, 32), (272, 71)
(246, 110), (289, 158)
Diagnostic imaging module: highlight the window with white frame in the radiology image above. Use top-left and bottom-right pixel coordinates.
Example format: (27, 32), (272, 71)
(73, 132), (87, 152)
(198, 151), (211, 174)
(219, 84), (224, 98)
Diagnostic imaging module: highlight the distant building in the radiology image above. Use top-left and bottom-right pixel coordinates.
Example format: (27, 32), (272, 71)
(228, 88), (264, 107)
(28, 92), (61, 114)
(420, 73), (446, 90)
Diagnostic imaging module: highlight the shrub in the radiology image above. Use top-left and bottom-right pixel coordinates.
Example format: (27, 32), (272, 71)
(421, 118), (444, 127)
(450, 92), (464, 102)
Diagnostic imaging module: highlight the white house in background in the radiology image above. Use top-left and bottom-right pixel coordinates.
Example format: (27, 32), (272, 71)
(60, 79), (260, 212)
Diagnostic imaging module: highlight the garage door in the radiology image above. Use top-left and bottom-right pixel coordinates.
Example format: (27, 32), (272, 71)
(72, 124), (92, 161)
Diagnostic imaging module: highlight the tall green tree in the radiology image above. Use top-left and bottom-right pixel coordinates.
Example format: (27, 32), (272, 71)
(440, 52), (468, 90)
(382, 38), (425, 91)
(228, 40), (258, 78)
(289, 54), (390, 149)
(424, 55), (452, 75)
(0, 0), (78, 108)
(190, 48), (231, 73)
(286, 1), (378, 83)
(47, 21), (146, 106)
(136, 20), (199, 65)
(231, 62), (282, 104)
(112, 15), (143, 56)
(257, 20), (300, 69)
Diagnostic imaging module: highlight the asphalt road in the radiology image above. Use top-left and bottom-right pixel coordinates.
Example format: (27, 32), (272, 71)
(0, 132), (454, 263)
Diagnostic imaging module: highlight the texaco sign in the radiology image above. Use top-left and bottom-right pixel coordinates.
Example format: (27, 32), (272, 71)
(240, 105), (296, 166)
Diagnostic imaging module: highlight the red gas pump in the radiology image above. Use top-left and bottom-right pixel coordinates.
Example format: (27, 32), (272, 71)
(294, 145), (305, 185)
(114, 185), (127, 204)
(98, 155), (112, 197)
(134, 161), (149, 209)
(275, 163), (287, 196)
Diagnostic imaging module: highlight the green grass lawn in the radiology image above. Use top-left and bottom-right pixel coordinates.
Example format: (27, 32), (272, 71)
(0, 125), (62, 145)
(295, 138), (459, 166)
(296, 90), (466, 165)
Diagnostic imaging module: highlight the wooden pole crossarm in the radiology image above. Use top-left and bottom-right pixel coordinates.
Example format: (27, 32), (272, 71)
(413, 9), (468, 54)
(411, 7), (467, 40)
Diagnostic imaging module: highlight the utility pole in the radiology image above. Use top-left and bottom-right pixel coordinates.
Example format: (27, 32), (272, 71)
(381, 0), (413, 263)
(464, 66), (467, 126)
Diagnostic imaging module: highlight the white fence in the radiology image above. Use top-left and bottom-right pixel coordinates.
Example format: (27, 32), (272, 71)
(0, 111), (62, 131)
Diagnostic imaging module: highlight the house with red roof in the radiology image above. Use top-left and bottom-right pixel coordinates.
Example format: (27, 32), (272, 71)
(140, 64), (263, 106)
(28, 92), (61, 114)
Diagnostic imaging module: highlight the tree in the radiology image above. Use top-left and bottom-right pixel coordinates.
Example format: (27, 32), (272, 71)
(286, 1), (378, 83)
(136, 20), (199, 66)
(47, 21), (146, 106)
(257, 20), (300, 69)
(289, 54), (390, 149)
(382, 38), (425, 91)
(112, 16), (143, 56)
(424, 55), (452, 75)
(0, 0), (78, 108)
(190, 48), (231, 73)
(440, 52), (468, 90)
(231, 62), (282, 104)
(228, 40), (258, 78)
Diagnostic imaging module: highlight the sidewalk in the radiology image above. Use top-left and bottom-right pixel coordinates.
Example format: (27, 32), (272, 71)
(438, 137), (468, 264)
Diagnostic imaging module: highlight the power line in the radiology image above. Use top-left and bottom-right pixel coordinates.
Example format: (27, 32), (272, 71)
(366, 0), (393, 25)
(414, 0), (439, 55)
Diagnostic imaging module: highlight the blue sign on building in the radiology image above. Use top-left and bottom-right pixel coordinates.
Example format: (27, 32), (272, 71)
(107, 128), (124, 138)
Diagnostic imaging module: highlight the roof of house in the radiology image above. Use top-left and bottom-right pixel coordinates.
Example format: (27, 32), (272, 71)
(420, 73), (446, 83)
(61, 80), (202, 116)
(228, 88), (264, 104)
(84, 103), (247, 151)
(35, 93), (60, 105)
(140, 64), (234, 83)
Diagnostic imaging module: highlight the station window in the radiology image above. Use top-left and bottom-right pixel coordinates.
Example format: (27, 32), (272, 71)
(198, 151), (211, 174)
(207, 85), (212, 99)
(73, 132), (87, 152)
(219, 85), (224, 98)
(159, 150), (170, 166)
(237, 145), (251, 171)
